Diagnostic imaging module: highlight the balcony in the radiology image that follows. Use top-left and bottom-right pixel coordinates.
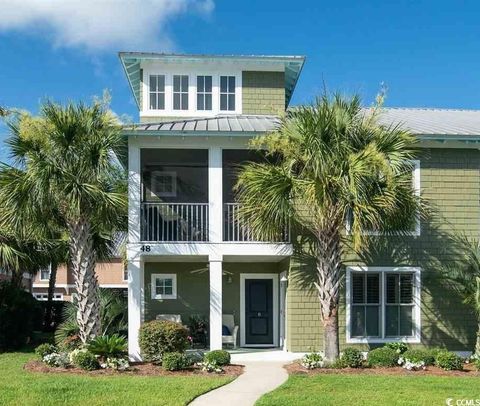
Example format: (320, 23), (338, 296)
(141, 203), (209, 242)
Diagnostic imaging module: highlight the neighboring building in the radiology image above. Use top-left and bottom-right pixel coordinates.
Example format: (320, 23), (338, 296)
(121, 52), (480, 360)
(0, 269), (33, 291)
(32, 233), (127, 301)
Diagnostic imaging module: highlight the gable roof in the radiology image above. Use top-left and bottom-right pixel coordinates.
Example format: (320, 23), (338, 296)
(118, 52), (305, 110)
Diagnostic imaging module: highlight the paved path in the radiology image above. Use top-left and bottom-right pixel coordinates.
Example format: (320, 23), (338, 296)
(190, 361), (288, 406)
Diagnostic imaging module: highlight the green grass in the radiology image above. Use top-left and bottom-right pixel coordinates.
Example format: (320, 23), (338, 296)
(0, 352), (233, 406)
(256, 373), (480, 406)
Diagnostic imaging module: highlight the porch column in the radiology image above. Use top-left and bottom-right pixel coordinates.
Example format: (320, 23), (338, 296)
(208, 146), (223, 243)
(128, 258), (144, 361)
(128, 142), (141, 243)
(209, 255), (223, 350)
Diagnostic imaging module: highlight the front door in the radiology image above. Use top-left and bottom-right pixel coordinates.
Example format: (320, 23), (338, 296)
(245, 278), (274, 345)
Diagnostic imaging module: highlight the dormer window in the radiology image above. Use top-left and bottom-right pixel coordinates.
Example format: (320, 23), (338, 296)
(173, 75), (189, 110)
(197, 75), (212, 111)
(149, 75), (165, 110)
(220, 76), (235, 111)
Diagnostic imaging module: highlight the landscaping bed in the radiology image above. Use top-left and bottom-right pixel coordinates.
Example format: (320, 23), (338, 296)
(25, 359), (243, 376)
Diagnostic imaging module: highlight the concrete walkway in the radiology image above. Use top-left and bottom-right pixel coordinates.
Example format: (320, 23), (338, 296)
(189, 361), (288, 406)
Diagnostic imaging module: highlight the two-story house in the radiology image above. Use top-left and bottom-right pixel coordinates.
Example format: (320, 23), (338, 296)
(121, 52), (480, 360)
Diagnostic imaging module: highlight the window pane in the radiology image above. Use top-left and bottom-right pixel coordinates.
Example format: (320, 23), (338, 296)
(352, 274), (364, 304)
(399, 306), (414, 336)
(366, 274), (379, 303)
(205, 75), (212, 92)
(197, 94), (204, 110)
(228, 94), (235, 110)
(385, 305), (399, 336)
(351, 305), (365, 337)
(181, 93), (188, 110)
(365, 306), (380, 336)
(400, 274), (413, 303)
(228, 76), (235, 91)
(197, 76), (204, 92)
(150, 75), (157, 91)
(173, 75), (180, 92)
(181, 75), (188, 91)
(157, 93), (165, 110)
(205, 94), (212, 110)
(386, 274), (399, 304)
(220, 94), (228, 111)
(220, 76), (227, 92)
(157, 75), (165, 91)
(173, 93), (180, 110)
(164, 286), (173, 295)
(150, 94), (157, 109)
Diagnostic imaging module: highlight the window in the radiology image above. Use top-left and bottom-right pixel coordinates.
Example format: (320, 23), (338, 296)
(123, 269), (128, 282)
(149, 75), (165, 110)
(220, 76), (235, 111)
(150, 171), (177, 198)
(34, 293), (63, 301)
(346, 267), (421, 343)
(196, 75), (212, 111)
(173, 75), (189, 110)
(151, 274), (177, 300)
(40, 267), (51, 281)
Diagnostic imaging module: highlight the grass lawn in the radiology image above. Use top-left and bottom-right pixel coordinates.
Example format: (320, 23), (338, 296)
(256, 373), (480, 406)
(0, 351), (233, 406)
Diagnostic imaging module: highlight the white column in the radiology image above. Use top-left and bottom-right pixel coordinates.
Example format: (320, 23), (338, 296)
(128, 141), (141, 243)
(128, 259), (144, 361)
(209, 255), (223, 350)
(208, 146), (223, 243)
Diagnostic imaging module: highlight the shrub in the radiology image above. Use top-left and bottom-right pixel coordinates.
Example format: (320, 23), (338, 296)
(367, 347), (399, 367)
(187, 350), (205, 365)
(339, 347), (363, 368)
(71, 349), (100, 371)
(43, 352), (70, 368)
(301, 352), (324, 369)
(435, 351), (463, 371)
(139, 320), (189, 363)
(204, 350), (231, 366)
(162, 352), (192, 371)
(35, 343), (57, 360)
(88, 334), (127, 359)
(100, 357), (129, 370)
(474, 358), (480, 371)
(384, 342), (408, 355)
(401, 349), (435, 367)
(0, 281), (41, 350)
(200, 360), (223, 373)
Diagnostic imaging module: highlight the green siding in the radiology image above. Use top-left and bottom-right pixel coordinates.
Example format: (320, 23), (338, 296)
(242, 71), (285, 115)
(287, 148), (480, 352)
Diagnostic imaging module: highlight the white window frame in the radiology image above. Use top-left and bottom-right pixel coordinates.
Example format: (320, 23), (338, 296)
(196, 75), (213, 111)
(34, 293), (64, 301)
(219, 75), (236, 112)
(151, 273), (177, 300)
(346, 266), (421, 344)
(149, 74), (166, 110)
(150, 171), (177, 198)
(39, 265), (51, 281)
(172, 74), (189, 111)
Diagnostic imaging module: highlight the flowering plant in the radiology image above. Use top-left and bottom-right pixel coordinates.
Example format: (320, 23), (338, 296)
(43, 352), (70, 368)
(199, 360), (223, 373)
(100, 357), (130, 371)
(398, 356), (426, 371)
(301, 352), (324, 369)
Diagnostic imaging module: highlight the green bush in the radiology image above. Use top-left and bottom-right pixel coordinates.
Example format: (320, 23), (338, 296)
(367, 347), (399, 367)
(71, 350), (100, 371)
(435, 351), (463, 371)
(474, 358), (480, 371)
(301, 352), (324, 369)
(384, 342), (408, 354)
(401, 349), (435, 366)
(138, 320), (189, 362)
(0, 281), (41, 350)
(88, 334), (127, 359)
(204, 350), (231, 366)
(162, 352), (192, 371)
(339, 347), (363, 368)
(35, 343), (57, 360)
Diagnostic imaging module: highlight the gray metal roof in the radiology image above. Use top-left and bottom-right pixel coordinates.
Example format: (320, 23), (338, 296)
(124, 108), (480, 138)
(124, 115), (281, 134)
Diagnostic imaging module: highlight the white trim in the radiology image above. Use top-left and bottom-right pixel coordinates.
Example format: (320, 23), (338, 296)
(209, 257), (223, 350)
(150, 273), (177, 300)
(33, 293), (64, 301)
(33, 283), (74, 288)
(208, 146), (223, 243)
(99, 284), (128, 289)
(240, 273), (279, 347)
(128, 259), (144, 361)
(345, 266), (421, 344)
(279, 270), (287, 350)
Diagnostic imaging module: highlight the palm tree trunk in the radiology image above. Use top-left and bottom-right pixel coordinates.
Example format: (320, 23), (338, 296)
(475, 321), (480, 356)
(314, 222), (343, 363)
(44, 261), (58, 331)
(68, 218), (101, 343)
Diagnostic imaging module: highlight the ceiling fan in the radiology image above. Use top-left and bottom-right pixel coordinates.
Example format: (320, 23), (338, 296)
(190, 263), (233, 276)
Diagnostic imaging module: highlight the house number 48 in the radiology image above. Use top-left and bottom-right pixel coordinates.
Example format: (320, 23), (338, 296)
(141, 245), (151, 252)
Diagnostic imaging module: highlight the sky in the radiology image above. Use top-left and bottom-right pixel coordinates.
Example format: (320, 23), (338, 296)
(1, 0), (480, 159)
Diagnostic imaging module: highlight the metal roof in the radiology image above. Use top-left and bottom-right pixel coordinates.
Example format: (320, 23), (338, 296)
(118, 52), (305, 110)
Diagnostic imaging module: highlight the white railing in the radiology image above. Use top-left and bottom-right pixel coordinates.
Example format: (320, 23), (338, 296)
(224, 203), (290, 242)
(141, 203), (209, 242)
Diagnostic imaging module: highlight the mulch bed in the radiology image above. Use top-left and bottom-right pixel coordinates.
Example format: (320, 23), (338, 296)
(286, 361), (479, 377)
(24, 361), (244, 377)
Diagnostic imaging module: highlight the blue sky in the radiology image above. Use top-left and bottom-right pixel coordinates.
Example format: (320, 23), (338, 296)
(0, 0), (479, 149)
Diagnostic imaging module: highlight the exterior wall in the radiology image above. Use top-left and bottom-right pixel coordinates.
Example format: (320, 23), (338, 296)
(287, 148), (480, 352)
(143, 262), (281, 329)
(242, 71), (285, 115)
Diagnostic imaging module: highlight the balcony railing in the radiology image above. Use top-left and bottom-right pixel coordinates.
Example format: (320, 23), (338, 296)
(224, 203), (290, 243)
(141, 203), (209, 242)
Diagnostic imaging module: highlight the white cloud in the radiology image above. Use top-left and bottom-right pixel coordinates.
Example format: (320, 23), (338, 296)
(0, 0), (214, 52)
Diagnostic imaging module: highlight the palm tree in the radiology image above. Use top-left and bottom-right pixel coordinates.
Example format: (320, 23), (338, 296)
(235, 94), (421, 362)
(441, 236), (480, 356)
(0, 101), (126, 343)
